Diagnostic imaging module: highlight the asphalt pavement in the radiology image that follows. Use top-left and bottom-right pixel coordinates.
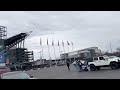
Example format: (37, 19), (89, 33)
(25, 65), (120, 79)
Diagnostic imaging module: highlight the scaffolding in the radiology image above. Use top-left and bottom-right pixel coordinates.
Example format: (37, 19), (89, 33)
(0, 26), (7, 39)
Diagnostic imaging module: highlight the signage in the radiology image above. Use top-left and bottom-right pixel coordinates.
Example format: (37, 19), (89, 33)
(0, 50), (5, 63)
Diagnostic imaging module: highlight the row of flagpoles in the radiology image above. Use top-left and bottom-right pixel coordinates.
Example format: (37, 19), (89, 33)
(40, 38), (74, 64)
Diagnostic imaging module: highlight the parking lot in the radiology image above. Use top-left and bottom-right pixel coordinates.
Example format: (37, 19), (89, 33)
(25, 65), (120, 79)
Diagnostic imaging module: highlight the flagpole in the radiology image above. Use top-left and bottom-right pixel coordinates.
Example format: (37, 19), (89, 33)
(63, 46), (66, 63)
(47, 38), (51, 67)
(71, 41), (75, 61)
(68, 43), (69, 53)
(53, 46), (57, 65)
(40, 37), (44, 64)
(72, 42), (74, 51)
(52, 40), (57, 66)
(59, 45), (61, 64)
(48, 44), (51, 67)
(62, 40), (66, 63)
(67, 41), (70, 61)
(39, 51), (42, 60)
(41, 45), (44, 64)
(58, 40), (61, 64)
(62, 41), (65, 53)
(110, 43), (113, 53)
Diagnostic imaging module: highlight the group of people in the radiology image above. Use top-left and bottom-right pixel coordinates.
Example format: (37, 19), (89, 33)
(66, 60), (89, 72)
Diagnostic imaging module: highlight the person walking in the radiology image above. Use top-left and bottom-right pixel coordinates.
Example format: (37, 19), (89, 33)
(66, 60), (70, 70)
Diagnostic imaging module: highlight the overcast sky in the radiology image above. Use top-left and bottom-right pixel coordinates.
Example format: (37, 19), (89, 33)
(0, 11), (120, 60)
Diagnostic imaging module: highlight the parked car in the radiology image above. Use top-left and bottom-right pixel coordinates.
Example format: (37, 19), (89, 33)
(0, 71), (36, 79)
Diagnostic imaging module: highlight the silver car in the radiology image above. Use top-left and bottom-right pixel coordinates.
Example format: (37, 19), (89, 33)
(0, 71), (36, 79)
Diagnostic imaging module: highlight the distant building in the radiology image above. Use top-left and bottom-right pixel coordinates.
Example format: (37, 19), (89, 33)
(33, 59), (46, 65)
(60, 47), (102, 60)
(6, 48), (34, 64)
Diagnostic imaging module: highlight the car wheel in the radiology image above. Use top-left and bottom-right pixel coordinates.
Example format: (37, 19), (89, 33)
(110, 62), (118, 69)
(90, 64), (96, 71)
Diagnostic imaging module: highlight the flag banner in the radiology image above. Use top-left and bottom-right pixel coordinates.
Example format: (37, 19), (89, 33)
(58, 40), (59, 46)
(47, 38), (49, 45)
(62, 40), (64, 46)
(40, 38), (42, 45)
(67, 41), (70, 45)
(52, 40), (54, 46)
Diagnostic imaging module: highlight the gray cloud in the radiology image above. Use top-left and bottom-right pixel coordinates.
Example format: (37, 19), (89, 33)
(0, 11), (120, 60)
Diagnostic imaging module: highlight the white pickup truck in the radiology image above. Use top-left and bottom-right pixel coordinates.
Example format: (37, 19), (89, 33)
(88, 56), (120, 71)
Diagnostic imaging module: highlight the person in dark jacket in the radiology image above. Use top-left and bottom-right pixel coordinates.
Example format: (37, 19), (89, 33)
(66, 60), (70, 70)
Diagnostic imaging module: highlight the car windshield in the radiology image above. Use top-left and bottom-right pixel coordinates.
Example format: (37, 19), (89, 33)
(2, 72), (30, 79)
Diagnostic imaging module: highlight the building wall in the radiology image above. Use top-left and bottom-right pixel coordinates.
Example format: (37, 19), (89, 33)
(60, 47), (101, 60)
(6, 49), (16, 64)
(6, 48), (34, 64)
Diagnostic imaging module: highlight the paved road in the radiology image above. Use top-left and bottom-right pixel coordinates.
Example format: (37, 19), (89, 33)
(25, 65), (120, 79)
